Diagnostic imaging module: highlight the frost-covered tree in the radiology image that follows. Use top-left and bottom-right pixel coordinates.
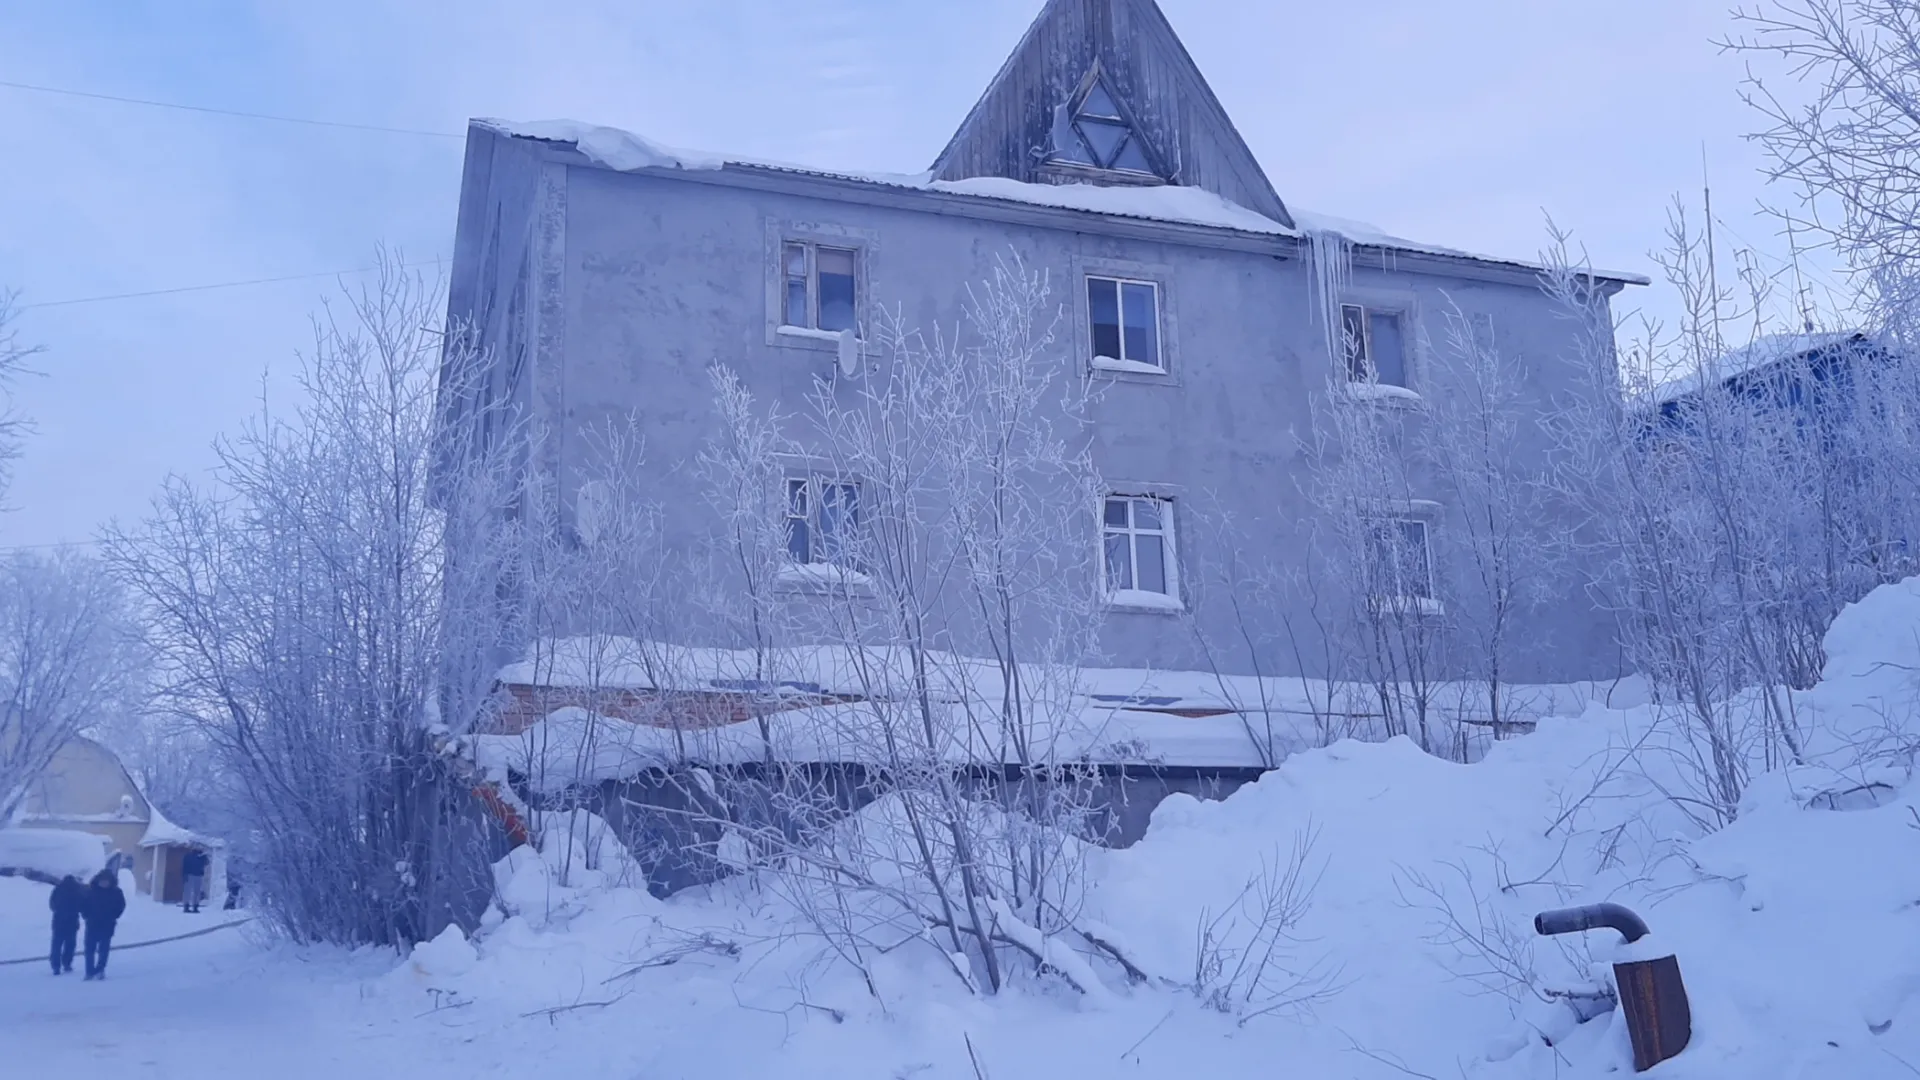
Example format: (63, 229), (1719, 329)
(0, 549), (141, 822)
(698, 257), (1136, 996)
(107, 256), (522, 945)
(1537, 203), (1920, 826)
(1299, 368), (1451, 754)
(0, 290), (40, 512)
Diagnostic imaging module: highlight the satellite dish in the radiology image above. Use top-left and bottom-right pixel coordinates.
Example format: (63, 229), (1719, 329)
(836, 328), (860, 377)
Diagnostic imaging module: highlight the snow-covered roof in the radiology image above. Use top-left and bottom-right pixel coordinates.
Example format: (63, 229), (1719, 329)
(476, 118), (1645, 284)
(1645, 331), (1875, 407)
(139, 805), (216, 849)
(483, 637), (1632, 786)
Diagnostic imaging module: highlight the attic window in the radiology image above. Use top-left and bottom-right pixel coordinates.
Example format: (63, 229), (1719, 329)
(1051, 79), (1157, 176)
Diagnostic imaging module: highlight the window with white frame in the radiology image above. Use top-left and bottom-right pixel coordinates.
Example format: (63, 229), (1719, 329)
(785, 476), (862, 567)
(1102, 495), (1179, 604)
(1088, 276), (1163, 373)
(1341, 303), (1410, 387)
(1363, 516), (1435, 606)
(781, 242), (858, 334)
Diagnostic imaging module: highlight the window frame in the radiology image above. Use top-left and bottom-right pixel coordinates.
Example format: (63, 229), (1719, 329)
(783, 474), (864, 570)
(1050, 77), (1163, 179)
(1074, 256), (1178, 384)
(1100, 492), (1183, 612)
(1361, 512), (1442, 616)
(765, 221), (877, 354)
(1086, 274), (1165, 375)
(780, 241), (860, 335)
(1336, 289), (1424, 402)
(1341, 303), (1411, 388)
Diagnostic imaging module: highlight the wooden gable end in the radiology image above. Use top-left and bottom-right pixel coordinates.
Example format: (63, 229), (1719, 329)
(930, 0), (1292, 228)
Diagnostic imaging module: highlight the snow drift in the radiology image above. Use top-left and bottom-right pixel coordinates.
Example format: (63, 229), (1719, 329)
(0, 827), (109, 881)
(371, 578), (1920, 1077)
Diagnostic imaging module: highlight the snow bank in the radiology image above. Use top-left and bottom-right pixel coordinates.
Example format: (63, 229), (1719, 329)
(397, 578), (1920, 1078)
(491, 810), (649, 931)
(0, 827), (109, 880)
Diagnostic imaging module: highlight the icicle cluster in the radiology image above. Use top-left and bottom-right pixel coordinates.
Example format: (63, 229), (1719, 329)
(1308, 226), (1354, 371)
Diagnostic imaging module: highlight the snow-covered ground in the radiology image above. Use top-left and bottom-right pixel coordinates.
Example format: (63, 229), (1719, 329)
(13, 582), (1920, 1077)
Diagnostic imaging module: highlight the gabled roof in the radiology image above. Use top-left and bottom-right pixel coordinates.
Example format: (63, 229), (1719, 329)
(929, 0), (1292, 227)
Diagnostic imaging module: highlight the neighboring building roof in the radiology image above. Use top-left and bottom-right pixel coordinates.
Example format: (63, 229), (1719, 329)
(15, 735), (150, 825)
(139, 805), (216, 850)
(1645, 331), (1879, 407)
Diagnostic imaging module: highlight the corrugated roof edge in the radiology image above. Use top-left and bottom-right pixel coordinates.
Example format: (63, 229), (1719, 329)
(473, 118), (1649, 287)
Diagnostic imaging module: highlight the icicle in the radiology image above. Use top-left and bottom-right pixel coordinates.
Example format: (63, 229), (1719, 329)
(1308, 226), (1355, 372)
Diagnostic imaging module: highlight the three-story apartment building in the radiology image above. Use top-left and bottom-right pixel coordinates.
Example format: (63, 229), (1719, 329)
(440, 0), (1643, 686)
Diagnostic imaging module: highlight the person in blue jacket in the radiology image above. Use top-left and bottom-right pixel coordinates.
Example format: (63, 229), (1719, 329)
(80, 869), (126, 981)
(47, 874), (82, 974)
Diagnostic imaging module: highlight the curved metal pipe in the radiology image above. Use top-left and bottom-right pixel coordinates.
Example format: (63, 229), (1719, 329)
(1534, 902), (1650, 944)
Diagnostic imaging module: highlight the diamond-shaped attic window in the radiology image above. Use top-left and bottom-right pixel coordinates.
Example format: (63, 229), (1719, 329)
(1051, 79), (1159, 176)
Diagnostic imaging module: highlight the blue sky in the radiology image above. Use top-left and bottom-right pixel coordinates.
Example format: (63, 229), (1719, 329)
(0, 0), (1848, 548)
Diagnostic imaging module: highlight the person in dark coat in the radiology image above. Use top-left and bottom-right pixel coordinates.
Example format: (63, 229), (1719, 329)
(179, 848), (210, 913)
(80, 869), (126, 981)
(47, 875), (82, 975)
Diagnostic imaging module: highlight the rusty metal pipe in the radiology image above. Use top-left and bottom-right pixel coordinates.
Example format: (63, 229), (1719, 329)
(1533, 902), (1689, 1073)
(1534, 902), (1651, 943)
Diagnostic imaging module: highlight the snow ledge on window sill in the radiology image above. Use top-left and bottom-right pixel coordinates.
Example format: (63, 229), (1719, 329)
(777, 325), (861, 345)
(1104, 589), (1185, 614)
(774, 563), (874, 595)
(1343, 381), (1423, 404)
(1368, 595), (1445, 617)
(1092, 356), (1168, 377)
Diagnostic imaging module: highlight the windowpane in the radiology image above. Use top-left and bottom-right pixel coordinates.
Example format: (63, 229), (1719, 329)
(816, 247), (857, 333)
(1103, 497), (1130, 527)
(783, 243), (807, 277)
(1370, 311), (1408, 387)
(1104, 534), (1134, 591)
(784, 277), (809, 328)
(1135, 534), (1167, 594)
(1050, 102), (1097, 165)
(1398, 520), (1431, 598)
(785, 479), (811, 561)
(1111, 135), (1153, 174)
(1366, 517), (1431, 600)
(1088, 278), (1122, 360)
(1121, 282), (1160, 368)
(819, 482), (858, 562)
(1341, 304), (1370, 381)
(1081, 82), (1122, 120)
(817, 247), (856, 277)
(1078, 119), (1128, 166)
(1132, 497), (1160, 530)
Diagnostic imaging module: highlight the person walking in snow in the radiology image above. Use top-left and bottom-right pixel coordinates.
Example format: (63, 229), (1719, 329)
(180, 847), (210, 913)
(47, 874), (82, 975)
(80, 869), (126, 981)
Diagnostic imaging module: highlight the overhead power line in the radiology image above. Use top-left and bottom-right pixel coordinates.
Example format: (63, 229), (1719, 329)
(19, 258), (451, 311)
(0, 78), (465, 139)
